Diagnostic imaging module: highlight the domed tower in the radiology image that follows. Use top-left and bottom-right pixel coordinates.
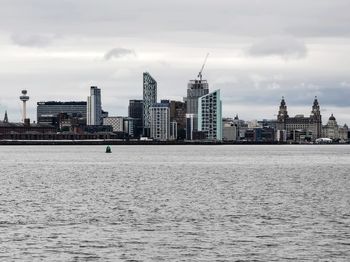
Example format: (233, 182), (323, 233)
(323, 113), (339, 140)
(328, 113), (336, 123)
(310, 96), (322, 139)
(276, 96), (289, 130)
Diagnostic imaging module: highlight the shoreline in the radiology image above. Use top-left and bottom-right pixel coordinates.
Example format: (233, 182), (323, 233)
(0, 140), (348, 146)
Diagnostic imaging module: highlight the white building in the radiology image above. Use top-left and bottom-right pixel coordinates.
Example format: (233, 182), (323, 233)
(150, 104), (170, 141)
(87, 86), (102, 125)
(186, 113), (196, 140)
(197, 89), (222, 141)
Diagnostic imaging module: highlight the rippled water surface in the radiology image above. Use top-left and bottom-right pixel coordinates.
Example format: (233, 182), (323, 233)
(0, 145), (349, 261)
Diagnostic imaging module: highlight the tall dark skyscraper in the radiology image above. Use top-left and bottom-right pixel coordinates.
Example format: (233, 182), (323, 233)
(143, 72), (157, 136)
(128, 99), (143, 138)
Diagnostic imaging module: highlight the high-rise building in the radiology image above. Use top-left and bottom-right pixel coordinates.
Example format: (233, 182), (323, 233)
(186, 79), (209, 139)
(186, 80), (209, 115)
(87, 86), (102, 125)
(160, 100), (186, 140)
(128, 100), (143, 138)
(198, 89), (222, 141)
(150, 103), (170, 141)
(143, 72), (157, 136)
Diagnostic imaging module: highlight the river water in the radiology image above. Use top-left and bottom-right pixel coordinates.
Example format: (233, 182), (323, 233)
(0, 145), (349, 261)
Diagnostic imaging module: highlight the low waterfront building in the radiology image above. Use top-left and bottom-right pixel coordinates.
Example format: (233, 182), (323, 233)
(37, 101), (87, 122)
(222, 122), (238, 141)
(0, 121), (56, 138)
(245, 128), (275, 142)
(103, 116), (134, 137)
(339, 124), (348, 142)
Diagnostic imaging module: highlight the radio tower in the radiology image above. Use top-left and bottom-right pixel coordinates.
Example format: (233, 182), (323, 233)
(19, 90), (29, 122)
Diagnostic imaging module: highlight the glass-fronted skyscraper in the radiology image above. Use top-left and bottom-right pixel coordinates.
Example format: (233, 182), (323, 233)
(143, 72), (157, 136)
(87, 86), (102, 125)
(128, 99), (143, 138)
(37, 101), (87, 120)
(198, 89), (222, 141)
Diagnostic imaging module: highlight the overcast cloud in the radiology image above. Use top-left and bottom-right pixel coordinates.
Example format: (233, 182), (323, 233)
(0, 0), (349, 124)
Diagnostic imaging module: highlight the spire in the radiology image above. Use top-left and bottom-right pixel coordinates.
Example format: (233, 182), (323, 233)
(278, 96), (288, 120)
(280, 96), (286, 107)
(313, 96), (319, 107)
(312, 96), (320, 115)
(3, 110), (8, 123)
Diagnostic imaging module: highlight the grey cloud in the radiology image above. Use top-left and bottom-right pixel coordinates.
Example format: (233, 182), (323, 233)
(215, 75), (350, 109)
(11, 34), (55, 47)
(247, 36), (307, 59)
(104, 48), (136, 60)
(1, 0), (350, 41)
(1, 0), (350, 124)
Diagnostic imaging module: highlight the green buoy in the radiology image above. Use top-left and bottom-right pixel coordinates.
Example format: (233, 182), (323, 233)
(106, 145), (112, 153)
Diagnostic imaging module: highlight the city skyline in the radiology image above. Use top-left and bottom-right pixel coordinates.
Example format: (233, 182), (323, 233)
(0, 1), (349, 124)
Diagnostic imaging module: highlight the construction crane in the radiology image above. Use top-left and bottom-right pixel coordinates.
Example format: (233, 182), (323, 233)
(197, 53), (209, 81)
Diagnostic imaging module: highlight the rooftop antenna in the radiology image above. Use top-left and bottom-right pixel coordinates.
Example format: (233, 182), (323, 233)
(197, 53), (209, 81)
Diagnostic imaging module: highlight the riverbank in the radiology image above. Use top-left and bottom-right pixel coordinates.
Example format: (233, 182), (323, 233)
(0, 140), (347, 145)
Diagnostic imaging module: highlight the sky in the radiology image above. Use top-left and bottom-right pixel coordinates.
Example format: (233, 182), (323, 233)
(0, 0), (349, 125)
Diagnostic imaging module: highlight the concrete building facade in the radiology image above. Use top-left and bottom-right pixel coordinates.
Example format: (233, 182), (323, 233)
(276, 97), (322, 142)
(149, 103), (170, 141)
(186, 79), (209, 138)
